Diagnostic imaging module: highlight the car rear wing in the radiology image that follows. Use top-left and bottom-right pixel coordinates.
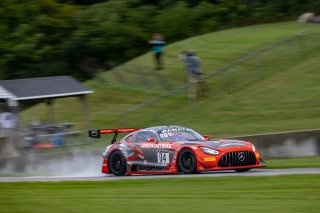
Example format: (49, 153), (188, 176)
(88, 128), (141, 143)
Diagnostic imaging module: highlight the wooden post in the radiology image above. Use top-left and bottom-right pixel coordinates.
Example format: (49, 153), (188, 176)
(5, 99), (21, 155)
(80, 95), (91, 143)
(46, 99), (54, 124)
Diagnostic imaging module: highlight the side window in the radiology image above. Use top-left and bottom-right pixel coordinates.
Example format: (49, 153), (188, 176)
(135, 131), (158, 143)
(124, 134), (134, 143)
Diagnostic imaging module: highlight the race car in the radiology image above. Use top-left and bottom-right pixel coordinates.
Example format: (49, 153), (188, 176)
(88, 126), (265, 176)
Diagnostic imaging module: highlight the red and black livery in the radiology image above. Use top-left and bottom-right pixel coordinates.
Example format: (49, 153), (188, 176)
(88, 126), (265, 176)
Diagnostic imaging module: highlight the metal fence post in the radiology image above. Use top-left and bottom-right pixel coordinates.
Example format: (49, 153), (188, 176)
(298, 34), (307, 60)
(119, 112), (127, 127)
(112, 69), (127, 85)
(254, 53), (262, 76)
(287, 39), (295, 65)
(153, 101), (160, 125)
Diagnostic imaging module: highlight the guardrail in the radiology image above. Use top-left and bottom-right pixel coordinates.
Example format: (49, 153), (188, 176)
(232, 128), (320, 158)
(1, 128), (319, 173)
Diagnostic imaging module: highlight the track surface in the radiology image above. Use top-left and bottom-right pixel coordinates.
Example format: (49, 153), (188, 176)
(1, 168), (319, 182)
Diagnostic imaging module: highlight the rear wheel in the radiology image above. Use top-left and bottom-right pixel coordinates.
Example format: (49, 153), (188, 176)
(178, 149), (197, 174)
(109, 151), (127, 176)
(235, 168), (251, 172)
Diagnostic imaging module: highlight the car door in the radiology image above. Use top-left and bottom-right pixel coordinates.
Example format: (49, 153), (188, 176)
(134, 131), (161, 166)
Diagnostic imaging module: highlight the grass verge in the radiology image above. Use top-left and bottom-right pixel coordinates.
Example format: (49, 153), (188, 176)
(0, 175), (319, 213)
(265, 156), (320, 169)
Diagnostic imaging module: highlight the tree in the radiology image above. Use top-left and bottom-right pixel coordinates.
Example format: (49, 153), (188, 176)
(0, 0), (74, 79)
(63, 0), (156, 77)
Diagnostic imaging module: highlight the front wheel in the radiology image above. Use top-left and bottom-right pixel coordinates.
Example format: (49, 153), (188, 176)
(178, 149), (197, 174)
(109, 151), (127, 176)
(235, 168), (251, 172)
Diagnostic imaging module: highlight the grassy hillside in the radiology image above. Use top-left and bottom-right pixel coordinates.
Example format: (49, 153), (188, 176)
(100, 22), (316, 90)
(164, 52), (320, 136)
(22, 22), (320, 141)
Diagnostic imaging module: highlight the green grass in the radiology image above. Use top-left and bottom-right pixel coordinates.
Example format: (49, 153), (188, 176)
(266, 156), (320, 169)
(1, 175), (319, 213)
(101, 21), (316, 90)
(161, 51), (320, 136)
(22, 22), (320, 141)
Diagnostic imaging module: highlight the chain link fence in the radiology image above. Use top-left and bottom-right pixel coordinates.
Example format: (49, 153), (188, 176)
(96, 27), (320, 128)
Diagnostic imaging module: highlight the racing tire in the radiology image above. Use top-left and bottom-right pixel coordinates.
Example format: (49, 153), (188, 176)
(235, 168), (251, 172)
(178, 149), (197, 174)
(109, 151), (127, 176)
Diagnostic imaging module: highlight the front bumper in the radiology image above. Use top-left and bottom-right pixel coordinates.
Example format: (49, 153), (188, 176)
(197, 149), (264, 171)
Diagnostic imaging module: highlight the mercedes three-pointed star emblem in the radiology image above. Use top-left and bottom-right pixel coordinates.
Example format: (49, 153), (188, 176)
(238, 152), (245, 161)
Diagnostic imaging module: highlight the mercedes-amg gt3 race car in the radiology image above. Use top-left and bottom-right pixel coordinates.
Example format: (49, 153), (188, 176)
(88, 126), (265, 176)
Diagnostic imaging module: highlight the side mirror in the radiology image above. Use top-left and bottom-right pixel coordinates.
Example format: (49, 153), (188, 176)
(147, 137), (155, 142)
(203, 135), (209, 140)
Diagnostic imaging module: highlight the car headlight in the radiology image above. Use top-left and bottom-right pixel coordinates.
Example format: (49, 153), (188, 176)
(200, 147), (219, 155)
(252, 144), (256, 152)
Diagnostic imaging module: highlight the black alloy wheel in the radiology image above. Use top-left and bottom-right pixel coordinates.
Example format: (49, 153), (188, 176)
(235, 168), (251, 172)
(109, 151), (127, 176)
(178, 149), (197, 174)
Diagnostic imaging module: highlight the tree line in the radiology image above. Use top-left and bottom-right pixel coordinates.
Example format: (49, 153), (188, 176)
(0, 0), (319, 80)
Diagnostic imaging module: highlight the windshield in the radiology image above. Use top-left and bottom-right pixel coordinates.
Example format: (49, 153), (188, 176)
(157, 127), (205, 142)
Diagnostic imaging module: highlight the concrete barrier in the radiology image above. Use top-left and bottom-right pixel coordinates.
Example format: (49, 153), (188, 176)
(1, 129), (320, 173)
(232, 129), (320, 158)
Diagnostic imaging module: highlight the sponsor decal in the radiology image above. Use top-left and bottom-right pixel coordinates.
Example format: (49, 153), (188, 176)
(159, 128), (193, 138)
(161, 128), (192, 133)
(159, 132), (173, 138)
(140, 143), (172, 149)
(204, 157), (216, 162)
(138, 166), (166, 172)
(220, 143), (246, 147)
(146, 167), (166, 172)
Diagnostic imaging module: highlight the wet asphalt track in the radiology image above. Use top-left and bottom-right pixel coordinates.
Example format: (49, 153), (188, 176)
(1, 168), (320, 182)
